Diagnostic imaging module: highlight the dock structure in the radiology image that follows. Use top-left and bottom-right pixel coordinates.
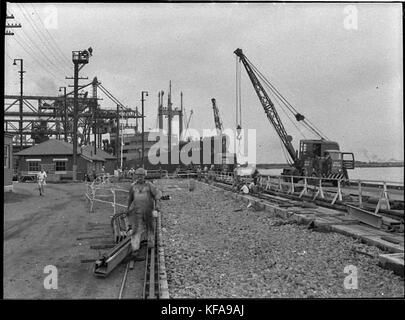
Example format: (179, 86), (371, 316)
(3, 3), (403, 302)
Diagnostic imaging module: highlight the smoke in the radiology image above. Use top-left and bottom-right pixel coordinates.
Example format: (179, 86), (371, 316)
(358, 148), (386, 162)
(33, 76), (58, 96)
(358, 148), (371, 162)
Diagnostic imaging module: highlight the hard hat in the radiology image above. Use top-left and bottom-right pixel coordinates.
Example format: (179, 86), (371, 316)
(135, 168), (147, 176)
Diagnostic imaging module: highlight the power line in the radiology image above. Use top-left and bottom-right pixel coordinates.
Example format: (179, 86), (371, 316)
(15, 3), (70, 76)
(17, 3), (71, 75)
(14, 32), (62, 81)
(12, 34), (62, 82)
(30, 3), (71, 66)
(16, 27), (67, 79)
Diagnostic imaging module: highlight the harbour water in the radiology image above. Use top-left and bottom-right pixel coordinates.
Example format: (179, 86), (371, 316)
(259, 166), (404, 183)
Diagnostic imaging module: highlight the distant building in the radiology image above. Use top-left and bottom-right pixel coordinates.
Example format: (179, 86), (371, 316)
(111, 131), (159, 163)
(15, 139), (106, 181)
(4, 133), (14, 192)
(81, 145), (116, 174)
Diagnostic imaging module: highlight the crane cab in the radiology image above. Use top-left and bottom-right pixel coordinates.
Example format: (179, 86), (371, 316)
(298, 140), (355, 179)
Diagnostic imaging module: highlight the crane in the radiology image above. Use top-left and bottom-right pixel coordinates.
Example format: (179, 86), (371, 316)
(211, 98), (223, 133)
(234, 48), (354, 179)
(183, 109), (193, 141)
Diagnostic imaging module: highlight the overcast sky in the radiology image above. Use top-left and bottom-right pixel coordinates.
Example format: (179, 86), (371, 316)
(4, 2), (403, 163)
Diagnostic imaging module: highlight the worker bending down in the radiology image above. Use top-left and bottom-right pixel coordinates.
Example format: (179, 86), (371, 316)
(126, 168), (162, 261)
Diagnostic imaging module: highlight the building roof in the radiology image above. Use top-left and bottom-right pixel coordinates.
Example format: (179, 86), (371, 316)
(15, 139), (105, 162)
(81, 145), (116, 160)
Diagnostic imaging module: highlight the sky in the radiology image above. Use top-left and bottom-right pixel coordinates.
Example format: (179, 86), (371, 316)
(4, 2), (403, 163)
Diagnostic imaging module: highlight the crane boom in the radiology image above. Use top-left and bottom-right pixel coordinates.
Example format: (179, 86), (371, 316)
(234, 48), (298, 164)
(211, 98), (223, 133)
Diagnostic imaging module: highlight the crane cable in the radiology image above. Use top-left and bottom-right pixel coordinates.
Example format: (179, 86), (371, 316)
(246, 57), (330, 141)
(252, 61), (329, 140)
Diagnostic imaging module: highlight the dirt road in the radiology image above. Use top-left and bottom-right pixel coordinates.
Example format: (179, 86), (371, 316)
(3, 182), (134, 299)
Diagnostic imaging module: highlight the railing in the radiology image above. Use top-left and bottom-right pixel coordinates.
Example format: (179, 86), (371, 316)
(211, 172), (404, 214)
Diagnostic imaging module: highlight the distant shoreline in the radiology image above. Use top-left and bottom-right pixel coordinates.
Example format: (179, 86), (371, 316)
(256, 162), (404, 169)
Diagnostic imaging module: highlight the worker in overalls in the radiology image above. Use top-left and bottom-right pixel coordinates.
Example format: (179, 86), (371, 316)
(126, 168), (162, 260)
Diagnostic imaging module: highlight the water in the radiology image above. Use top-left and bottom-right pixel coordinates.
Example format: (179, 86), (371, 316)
(258, 166), (404, 183)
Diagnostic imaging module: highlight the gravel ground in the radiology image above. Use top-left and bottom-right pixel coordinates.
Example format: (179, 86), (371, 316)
(160, 179), (404, 298)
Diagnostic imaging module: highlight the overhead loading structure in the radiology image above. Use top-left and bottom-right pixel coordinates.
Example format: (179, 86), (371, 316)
(234, 48), (355, 180)
(4, 77), (142, 156)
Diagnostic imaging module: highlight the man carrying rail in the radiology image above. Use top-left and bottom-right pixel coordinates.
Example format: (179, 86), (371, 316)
(126, 168), (162, 260)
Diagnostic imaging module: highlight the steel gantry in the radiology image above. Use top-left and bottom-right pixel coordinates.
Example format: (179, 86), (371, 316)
(4, 78), (143, 154)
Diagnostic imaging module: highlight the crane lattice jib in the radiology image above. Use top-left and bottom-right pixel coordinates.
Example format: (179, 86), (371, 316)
(234, 48), (298, 164)
(211, 98), (223, 132)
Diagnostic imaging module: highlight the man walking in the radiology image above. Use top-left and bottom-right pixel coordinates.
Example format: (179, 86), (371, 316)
(37, 168), (47, 196)
(126, 168), (162, 260)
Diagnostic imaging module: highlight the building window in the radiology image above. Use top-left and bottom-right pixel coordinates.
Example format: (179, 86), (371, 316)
(4, 145), (10, 168)
(55, 161), (66, 172)
(28, 161), (40, 172)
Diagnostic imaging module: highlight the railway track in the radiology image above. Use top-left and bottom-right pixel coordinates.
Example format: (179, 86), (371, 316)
(117, 213), (168, 299)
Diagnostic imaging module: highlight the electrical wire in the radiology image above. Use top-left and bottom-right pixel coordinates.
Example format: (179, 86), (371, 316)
(19, 3), (70, 70)
(30, 3), (72, 66)
(14, 23), (67, 78)
(16, 3), (70, 75)
(12, 34), (62, 82)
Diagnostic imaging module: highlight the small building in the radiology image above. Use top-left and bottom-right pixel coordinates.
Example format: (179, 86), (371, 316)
(15, 139), (105, 181)
(4, 133), (14, 192)
(81, 145), (116, 174)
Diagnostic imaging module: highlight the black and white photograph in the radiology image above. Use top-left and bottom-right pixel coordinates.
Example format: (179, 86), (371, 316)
(3, 1), (404, 303)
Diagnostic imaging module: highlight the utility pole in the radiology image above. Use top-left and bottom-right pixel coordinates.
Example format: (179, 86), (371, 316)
(92, 77), (98, 154)
(116, 104), (120, 168)
(59, 87), (68, 142)
(13, 59), (25, 150)
(70, 48), (92, 181)
(141, 91), (148, 168)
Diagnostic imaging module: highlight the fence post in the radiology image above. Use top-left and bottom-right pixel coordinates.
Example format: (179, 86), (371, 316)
(278, 176), (282, 191)
(299, 177), (308, 198)
(331, 179), (343, 205)
(90, 184), (95, 212)
(111, 188), (116, 215)
(375, 182), (390, 214)
(289, 176), (295, 194)
(358, 180), (363, 208)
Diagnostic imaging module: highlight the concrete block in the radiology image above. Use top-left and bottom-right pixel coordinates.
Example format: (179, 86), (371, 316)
(361, 235), (404, 254)
(378, 253), (404, 276)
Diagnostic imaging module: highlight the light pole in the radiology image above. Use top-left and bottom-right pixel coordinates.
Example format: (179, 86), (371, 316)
(71, 48), (92, 181)
(120, 109), (124, 170)
(141, 91), (148, 168)
(138, 148), (142, 167)
(59, 86), (68, 142)
(13, 59), (25, 149)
